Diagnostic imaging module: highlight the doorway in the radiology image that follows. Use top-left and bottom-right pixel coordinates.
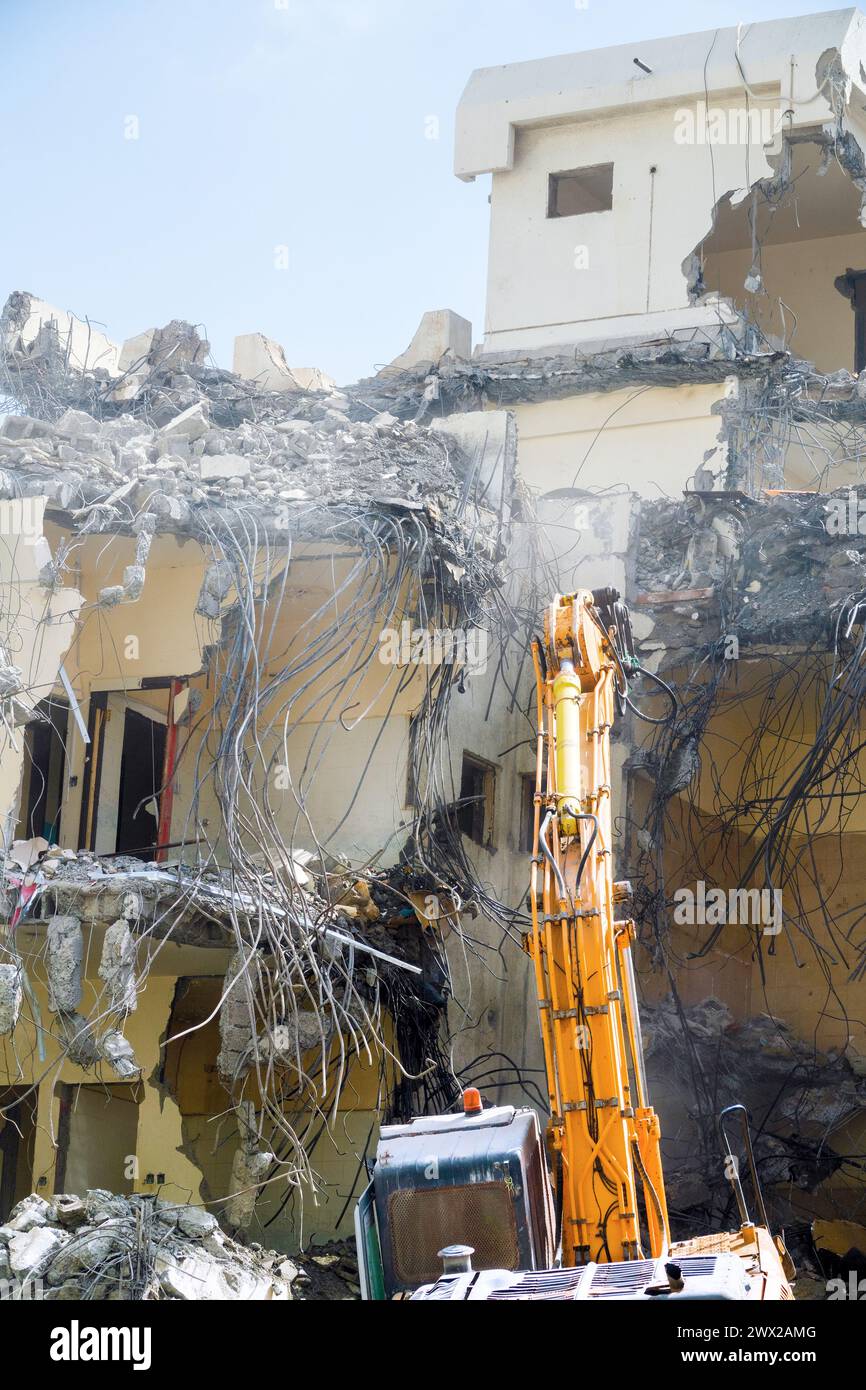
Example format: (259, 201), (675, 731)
(79, 693), (168, 858)
(0, 1087), (37, 1221)
(55, 1083), (141, 1196)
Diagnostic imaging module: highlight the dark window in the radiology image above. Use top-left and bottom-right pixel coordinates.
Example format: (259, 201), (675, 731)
(20, 699), (68, 842)
(115, 708), (166, 857)
(548, 163), (614, 219)
(519, 774), (537, 853)
(834, 268), (866, 373)
(457, 753), (495, 846)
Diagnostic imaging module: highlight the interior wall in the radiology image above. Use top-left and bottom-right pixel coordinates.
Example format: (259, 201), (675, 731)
(162, 974), (391, 1249)
(59, 1083), (140, 1196)
(707, 230), (866, 374)
(0, 498), (82, 836)
(630, 760), (866, 1223)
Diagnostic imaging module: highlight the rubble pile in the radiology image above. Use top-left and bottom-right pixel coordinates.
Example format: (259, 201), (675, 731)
(635, 490), (866, 659)
(3, 843), (430, 968)
(0, 296), (311, 427)
(0, 301), (492, 549)
(0, 400), (470, 527)
(0, 1191), (362, 1301)
(643, 996), (866, 1214)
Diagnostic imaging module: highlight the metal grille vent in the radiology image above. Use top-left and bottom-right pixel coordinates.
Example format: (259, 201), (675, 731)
(587, 1259), (657, 1298)
(489, 1268), (586, 1301)
(389, 1183), (519, 1286)
(676, 1256), (718, 1279)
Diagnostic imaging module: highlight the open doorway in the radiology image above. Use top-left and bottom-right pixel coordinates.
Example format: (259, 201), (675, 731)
(79, 692), (169, 859)
(55, 1083), (141, 1196)
(0, 1087), (38, 1221)
(16, 699), (68, 843)
(116, 708), (166, 856)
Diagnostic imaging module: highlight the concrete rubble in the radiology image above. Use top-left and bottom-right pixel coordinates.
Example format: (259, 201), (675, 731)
(643, 996), (866, 1216)
(2, 845), (426, 969)
(633, 487), (866, 669)
(0, 1191), (361, 1301)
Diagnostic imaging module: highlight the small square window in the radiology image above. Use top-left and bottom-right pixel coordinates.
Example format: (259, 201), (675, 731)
(548, 164), (613, 218)
(457, 753), (496, 846)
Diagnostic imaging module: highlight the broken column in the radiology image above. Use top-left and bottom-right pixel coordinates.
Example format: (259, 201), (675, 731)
(383, 308), (472, 374)
(217, 952), (259, 1082)
(45, 913), (133, 1072)
(0, 960), (23, 1035)
(98, 918), (138, 1015)
(97, 526), (152, 607)
(46, 915), (83, 1013)
(54, 1011), (101, 1069)
(225, 1101), (275, 1230)
(233, 332), (335, 394)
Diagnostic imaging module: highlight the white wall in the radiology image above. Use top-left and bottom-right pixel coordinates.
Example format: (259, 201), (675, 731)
(482, 103), (776, 355)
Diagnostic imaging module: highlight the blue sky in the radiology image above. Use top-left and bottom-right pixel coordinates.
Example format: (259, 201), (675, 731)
(0, 0), (848, 383)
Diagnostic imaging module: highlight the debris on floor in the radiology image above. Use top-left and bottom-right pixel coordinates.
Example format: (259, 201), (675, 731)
(0, 1191), (362, 1301)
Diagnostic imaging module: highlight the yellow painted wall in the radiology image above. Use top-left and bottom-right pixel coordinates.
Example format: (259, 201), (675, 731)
(1, 532), (434, 1243)
(708, 231), (866, 376)
(0, 947), (393, 1246)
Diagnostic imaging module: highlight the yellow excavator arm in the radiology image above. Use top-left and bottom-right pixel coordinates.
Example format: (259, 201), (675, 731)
(528, 589), (668, 1264)
(377, 587), (795, 1300)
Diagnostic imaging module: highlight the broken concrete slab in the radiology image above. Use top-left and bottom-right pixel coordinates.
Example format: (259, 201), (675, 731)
(233, 332), (334, 394)
(8, 1225), (68, 1275)
(158, 402), (210, 443)
(199, 452), (250, 482)
(0, 291), (120, 376)
(176, 1206), (218, 1238)
(117, 328), (157, 374)
(384, 309), (472, 374)
(6, 1194), (54, 1232)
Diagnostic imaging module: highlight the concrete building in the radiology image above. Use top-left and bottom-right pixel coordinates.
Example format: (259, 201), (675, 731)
(3, 9), (866, 1300)
(352, 8), (866, 1262)
(0, 308), (518, 1292)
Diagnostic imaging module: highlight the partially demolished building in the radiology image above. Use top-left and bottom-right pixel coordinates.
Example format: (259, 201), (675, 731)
(0, 292), (529, 1265)
(4, 7), (866, 1299)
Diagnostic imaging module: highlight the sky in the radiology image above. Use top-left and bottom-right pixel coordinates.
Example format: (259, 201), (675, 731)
(0, 0), (851, 383)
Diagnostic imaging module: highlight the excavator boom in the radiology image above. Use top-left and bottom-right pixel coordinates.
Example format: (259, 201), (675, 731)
(361, 588), (795, 1300)
(528, 590), (668, 1263)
